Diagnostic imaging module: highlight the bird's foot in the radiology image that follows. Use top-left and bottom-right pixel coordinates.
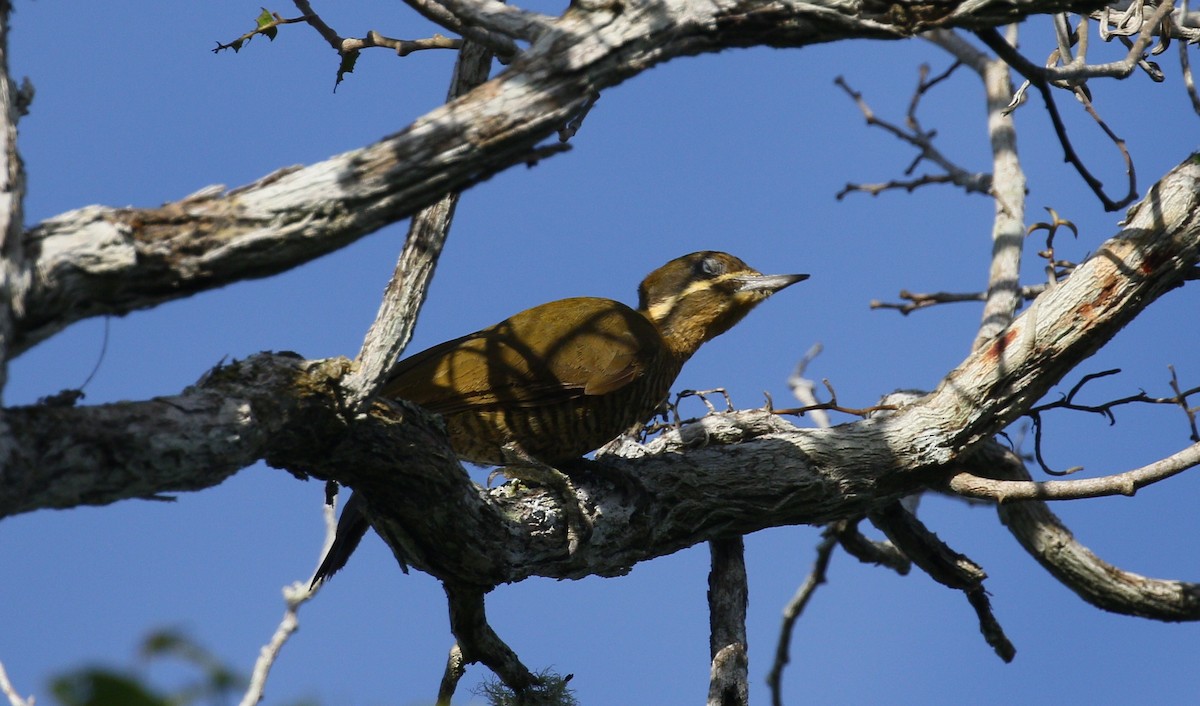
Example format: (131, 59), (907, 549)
(557, 457), (647, 501)
(500, 444), (593, 556)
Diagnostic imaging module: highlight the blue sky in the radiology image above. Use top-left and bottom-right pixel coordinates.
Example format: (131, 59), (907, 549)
(2, 2), (1198, 705)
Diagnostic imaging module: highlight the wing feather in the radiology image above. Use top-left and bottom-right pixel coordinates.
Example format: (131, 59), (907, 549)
(380, 298), (660, 413)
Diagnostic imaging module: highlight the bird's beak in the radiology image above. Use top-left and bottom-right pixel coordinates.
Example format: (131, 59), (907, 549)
(734, 272), (809, 294)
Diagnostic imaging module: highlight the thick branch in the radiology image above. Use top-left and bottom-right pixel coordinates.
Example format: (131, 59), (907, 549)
(707, 537), (749, 706)
(959, 442), (1200, 620)
(2, 156), (1197, 588)
(0, 1), (25, 391)
(13, 0), (1107, 356)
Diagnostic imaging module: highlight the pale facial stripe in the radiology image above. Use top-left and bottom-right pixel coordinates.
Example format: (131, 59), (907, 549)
(646, 273), (756, 323)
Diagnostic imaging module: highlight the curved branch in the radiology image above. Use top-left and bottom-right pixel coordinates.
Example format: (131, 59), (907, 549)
(948, 441), (1200, 501)
(14, 0), (1108, 356)
(2, 154), (1198, 589)
(958, 442), (1200, 620)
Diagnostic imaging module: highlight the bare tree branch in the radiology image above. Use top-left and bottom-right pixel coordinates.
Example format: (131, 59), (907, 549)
(345, 39), (496, 406)
(834, 72), (992, 200)
(948, 440), (1200, 501)
(870, 503), (1016, 662)
(0, 660), (32, 706)
(767, 528), (837, 706)
(834, 518), (911, 574)
(975, 39), (1027, 347)
(443, 582), (536, 694)
(0, 0), (25, 392)
(436, 643), (467, 706)
(974, 27), (1138, 211)
(870, 282), (1056, 314)
(1024, 367), (1200, 474)
(957, 442), (1200, 620)
(708, 537), (749, 706)
(16, 0), (1114, 356)
(3, 154), (1197, 590)
(239, 581), (310, 706)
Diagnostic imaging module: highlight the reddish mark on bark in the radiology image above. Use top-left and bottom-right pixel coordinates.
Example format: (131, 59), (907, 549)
(1077, 278), (1118, 323)
(985, 328), (1018, 363)
(1139, 249), (1167, 276)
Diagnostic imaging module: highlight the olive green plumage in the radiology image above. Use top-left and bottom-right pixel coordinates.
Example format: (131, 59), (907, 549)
(311, 251), (806, 585)
(378, 251), (806, 465)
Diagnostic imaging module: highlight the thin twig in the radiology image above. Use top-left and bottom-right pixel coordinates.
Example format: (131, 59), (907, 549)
(949, 440), (1200, 501)
(869, 277), (1073, 314)
(1028, 206), (1079, 287)
(767, 528), (838, 706)
(835, 173), (968, 199)
(1168, 365), (1200, 441)
(239, 581), (312, 706)
(834, 74), (991, 199)
(0, 661), (32, 706)
(212, 9), (311, 53)
(787, 343), (831, 429)
(1026, 368), (1200, 475)
(767, 376), (896, 420)
(974, 28), (1138, 211)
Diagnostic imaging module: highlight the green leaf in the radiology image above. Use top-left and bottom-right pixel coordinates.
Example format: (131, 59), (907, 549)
(50, 669), (168, 706)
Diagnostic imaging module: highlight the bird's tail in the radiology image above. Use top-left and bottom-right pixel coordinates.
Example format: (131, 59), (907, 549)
(310, 491), (370, 588)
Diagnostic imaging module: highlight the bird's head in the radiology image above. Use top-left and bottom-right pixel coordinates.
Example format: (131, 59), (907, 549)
(637, 251), (807, 357)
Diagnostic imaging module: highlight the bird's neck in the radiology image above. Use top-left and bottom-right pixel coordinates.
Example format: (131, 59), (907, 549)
(643, 309), (709, 362)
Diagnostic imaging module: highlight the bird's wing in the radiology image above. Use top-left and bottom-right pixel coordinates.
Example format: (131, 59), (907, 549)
(380, 298), (661, 413)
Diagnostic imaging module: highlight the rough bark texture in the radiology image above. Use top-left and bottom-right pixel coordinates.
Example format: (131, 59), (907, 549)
(1, 153), (1197, 591)
(10, 0), (1106, 356)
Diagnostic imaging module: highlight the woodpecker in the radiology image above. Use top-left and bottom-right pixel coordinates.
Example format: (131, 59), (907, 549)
(312, 251), (807, 585)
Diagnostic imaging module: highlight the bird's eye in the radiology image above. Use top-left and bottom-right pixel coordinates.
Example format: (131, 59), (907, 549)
(697, 256), (725, 278)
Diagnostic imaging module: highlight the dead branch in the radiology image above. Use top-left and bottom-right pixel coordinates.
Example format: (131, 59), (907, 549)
(833, 518), (911, 575)
(948, 440), (1200, 501)
(974, 27), (1138, 211)
(0, 660), (32, 706)
(869, 503), (1016, 662)
(958, 443), (1200, 620)
(708, 537), (749, 706)
(1028, 207), (1079, 287)
(1026, 368), (1200, 474)
(436, 643), (467, 706)
(767, 528), (838, 706)
(870, 282), (1060, 314)
(344, 39), (495, 407)
(834, 73), (992, 200)
(769, 378), (898, 419)
(443, 582), (536, 696)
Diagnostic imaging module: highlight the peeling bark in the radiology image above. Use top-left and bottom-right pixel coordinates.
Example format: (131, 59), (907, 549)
(1, 153), (1196, 591)
(11, 0), (1105, 356)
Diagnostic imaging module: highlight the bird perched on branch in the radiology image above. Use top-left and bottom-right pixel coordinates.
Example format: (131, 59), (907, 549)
(312, 251), (807, 586)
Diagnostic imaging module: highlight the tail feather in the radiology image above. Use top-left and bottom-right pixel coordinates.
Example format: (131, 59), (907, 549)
(311, 491), (370, 588)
